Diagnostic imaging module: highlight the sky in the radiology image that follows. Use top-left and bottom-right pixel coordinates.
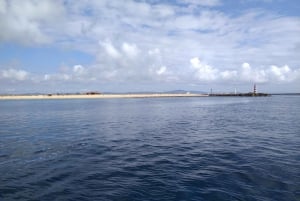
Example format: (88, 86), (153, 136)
(0, 0), (300, 93)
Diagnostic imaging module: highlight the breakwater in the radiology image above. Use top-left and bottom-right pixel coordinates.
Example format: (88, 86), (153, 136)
(209, 93), (270, 97)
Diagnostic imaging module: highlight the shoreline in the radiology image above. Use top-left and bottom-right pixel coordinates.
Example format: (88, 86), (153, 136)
(0, 93), (209, 100)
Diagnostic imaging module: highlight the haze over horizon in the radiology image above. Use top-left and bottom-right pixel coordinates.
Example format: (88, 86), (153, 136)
(0, 0), (300, 93)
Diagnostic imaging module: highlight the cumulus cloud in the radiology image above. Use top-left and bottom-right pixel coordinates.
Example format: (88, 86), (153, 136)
(43, 65), (92, 82)
(267, 65), (300, 82)
(190, 57), (219, 81)
(100, 40), (121, 59)
(190, 57), (300, 84)
(239, 62), (268, 83)
(220, 70), (238, 80)
(99, 41), (140, 61)
(122, 43), (139, 58)
(0, 0), (65, 45)
(27, 57), (300, 85)
(43, 73), (70, 81)
(1, 59), (299, 93)
(95, 40), (175, 82)
(1, 69), (29, 81)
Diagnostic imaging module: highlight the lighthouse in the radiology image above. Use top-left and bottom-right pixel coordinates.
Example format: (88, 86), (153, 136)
(253, 84), (257, 95)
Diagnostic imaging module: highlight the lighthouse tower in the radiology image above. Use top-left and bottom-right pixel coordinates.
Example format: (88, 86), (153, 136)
(253, 84), (257, 95)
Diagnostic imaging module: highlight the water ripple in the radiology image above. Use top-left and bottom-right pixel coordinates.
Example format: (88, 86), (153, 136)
(0, 96), (299, 200)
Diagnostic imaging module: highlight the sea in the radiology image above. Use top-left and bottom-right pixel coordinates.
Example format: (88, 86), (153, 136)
(0, 95), (299, 201)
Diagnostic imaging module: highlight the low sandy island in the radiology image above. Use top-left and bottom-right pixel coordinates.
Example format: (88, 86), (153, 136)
(0, 93), (208, 100)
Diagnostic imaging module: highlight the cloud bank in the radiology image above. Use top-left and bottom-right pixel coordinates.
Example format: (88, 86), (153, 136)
(2, 57), (298, 85)
(190, 58), (300, 83)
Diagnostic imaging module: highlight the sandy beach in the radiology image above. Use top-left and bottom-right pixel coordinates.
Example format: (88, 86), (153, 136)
(0, 93), (208, 100)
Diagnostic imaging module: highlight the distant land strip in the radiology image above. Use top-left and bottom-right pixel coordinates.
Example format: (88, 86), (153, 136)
(0, 93), (209, 100)
(4, 92), (297, 100)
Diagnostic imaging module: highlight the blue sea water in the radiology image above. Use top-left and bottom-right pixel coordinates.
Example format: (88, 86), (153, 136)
(0, 96), (299, 201)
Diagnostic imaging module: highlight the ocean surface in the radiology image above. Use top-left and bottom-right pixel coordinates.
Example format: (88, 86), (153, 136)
(0, 95), (299, 201)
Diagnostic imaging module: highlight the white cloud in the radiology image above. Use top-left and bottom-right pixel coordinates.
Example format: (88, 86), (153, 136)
(122, 42), (139, 58)
(242, 62), (251, 70)
(267, 65), (297, 82)
(148, 48), (160, 55)
(189, 58), (300, 83)
(100, 40), (121, 59)
(239, 63), (268, 83)
(156, 66), (167, 75)
(73, 65), (85, 75)
(0, 0), (65, 45)
(44, 74), (50, 81)
(179, 0), (221, 7)
(1, 59), (299, 93)
(190, 57), (219, 81)
(42, 65), (91, 82)
(221, 70), (238, 80)
(1, 69), (29, 81)
(43, 73), (70, 81)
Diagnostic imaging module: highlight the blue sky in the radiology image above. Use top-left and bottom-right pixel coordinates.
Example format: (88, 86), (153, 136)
(0, 0), (299, 93)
